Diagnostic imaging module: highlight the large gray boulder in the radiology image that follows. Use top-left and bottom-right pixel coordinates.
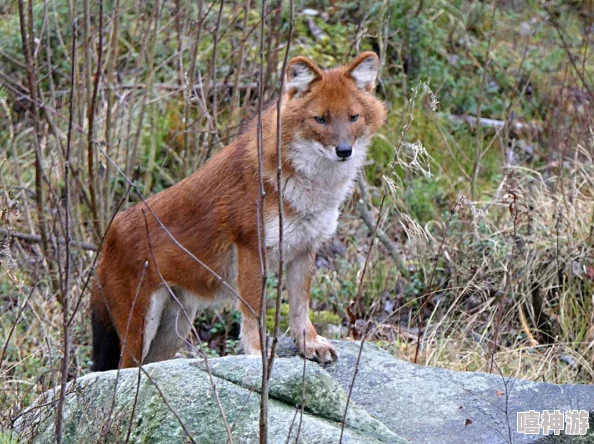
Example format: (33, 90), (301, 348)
(13, 340), (594, 443)
(307, 341), (594, 444)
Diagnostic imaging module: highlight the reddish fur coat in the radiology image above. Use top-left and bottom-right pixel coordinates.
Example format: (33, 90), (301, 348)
(91, 52), (386, 370)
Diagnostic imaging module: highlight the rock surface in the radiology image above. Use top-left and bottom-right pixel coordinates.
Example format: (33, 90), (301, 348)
(14, 340), (594, 443)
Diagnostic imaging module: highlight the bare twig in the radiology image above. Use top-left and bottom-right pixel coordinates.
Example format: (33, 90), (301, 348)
(66, 174), (137, 328)
(284, 331), (307, 443)
(127, 0), (161, 179)
(99, 263), (207, 444)
(471, 1), (498, 200)
(230, 0), (250, 129)
(448, 115), (542, 137)
(268, 0), (294, 376)
(18, 0), (56, 294)
(0, 282), (37, 372)
(102, 262), (148, 442)
(86, 0), (104, 238)
(139, 365), (198, 444)
(206, 0), (225, 158)
(340, 194), (390, 440)
(489, 186), (519, 373)
(546, 7), (594, 103)
(295, 331), (307, 442)
(124, 320), (144, 444)
(352, 195), (387, 316)
(256, 1), (270, 442)
(339, 323), (371, 443)
(55, 18), (77, 444)
(228, 390), (253, 439)
(356, 175), (409, 278)
(103, 0), (120, 224)
(0, 228), (98, 251)
(414, 197), (463, 364)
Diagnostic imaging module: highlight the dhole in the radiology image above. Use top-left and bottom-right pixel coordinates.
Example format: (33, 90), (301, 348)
(91, 52), (386, 370)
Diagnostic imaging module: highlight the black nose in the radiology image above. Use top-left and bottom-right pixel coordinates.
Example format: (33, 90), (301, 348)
(336, 144), (352, 159)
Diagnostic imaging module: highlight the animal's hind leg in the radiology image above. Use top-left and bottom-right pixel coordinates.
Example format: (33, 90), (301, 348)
(90, 283), (121, 371)
(108, 286), (167, 368)
(144, 290), (199, 364)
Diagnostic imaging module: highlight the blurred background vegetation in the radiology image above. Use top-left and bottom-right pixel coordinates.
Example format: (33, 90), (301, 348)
(1, 0), (594, 427)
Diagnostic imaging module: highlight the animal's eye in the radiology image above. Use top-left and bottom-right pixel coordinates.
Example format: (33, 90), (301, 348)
(350, 114), (359, 122)
(314, 116), (327, 124)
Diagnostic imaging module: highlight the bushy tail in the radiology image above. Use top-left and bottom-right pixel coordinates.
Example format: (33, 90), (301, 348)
(91, 283), (121, 371)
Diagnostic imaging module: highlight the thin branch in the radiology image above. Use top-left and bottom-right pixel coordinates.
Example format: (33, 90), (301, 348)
(102, 262), (148, 442)
(98, 284), (198, 444)
(139, 365), (198, 444)
(414, 197), (463, 364)
(340, 187), (390, 440)
(339, 323), (371, 443)
(67, 177), (136, 327)
(228, 390), (253, 439)
(86, 0), (104, 238)
(256, 2), (270, 442)
(546, 7), (594, 103)
(353, 194), (387, 314)
(18, 0), (55, 294)
(55, 18), (77, 444)
(356, 175), (409, 278)
(124, 320), (144, 444)
(295, 331), (307, 442)
(205, 0), (225, 158)
(0, 282), (37, 372)
(268, 0), (294, 376)
(0, 228), (98, 251)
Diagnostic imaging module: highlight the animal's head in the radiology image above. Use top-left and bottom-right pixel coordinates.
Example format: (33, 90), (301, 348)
(281, 52), (386, 170)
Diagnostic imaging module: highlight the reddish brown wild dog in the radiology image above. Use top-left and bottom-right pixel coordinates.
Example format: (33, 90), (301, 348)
(91, 52), (386, 370)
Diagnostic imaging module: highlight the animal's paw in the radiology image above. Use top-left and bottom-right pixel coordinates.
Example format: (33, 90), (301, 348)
(296, 334), (338, 363)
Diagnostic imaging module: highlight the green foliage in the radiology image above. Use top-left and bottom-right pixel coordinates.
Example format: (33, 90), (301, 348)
(403, 178), (442, 223)
(0, 432), (18, 444)
(0, 1), (74, 86)
(266, 304), (342, 332)
(266, 303), (290, 332)
(365, 136), (395, 186)
(379, 0), (576, 121)
(311, 309), (342, 327)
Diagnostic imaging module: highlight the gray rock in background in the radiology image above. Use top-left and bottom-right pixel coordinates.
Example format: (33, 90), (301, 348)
(14, 340), (594, 443)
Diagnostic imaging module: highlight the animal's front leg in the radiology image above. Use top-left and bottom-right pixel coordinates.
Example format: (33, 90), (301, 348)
(287, 249), (338, 363)
(237, 244), (265, 356)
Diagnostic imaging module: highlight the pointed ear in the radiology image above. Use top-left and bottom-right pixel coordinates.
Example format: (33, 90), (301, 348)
(285, 56), (322, 97)
(346, 52), (379, 92)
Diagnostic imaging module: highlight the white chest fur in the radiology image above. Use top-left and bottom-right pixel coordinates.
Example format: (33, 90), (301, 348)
(265, 136), (369, 264)
(265, 207), (339, 264)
